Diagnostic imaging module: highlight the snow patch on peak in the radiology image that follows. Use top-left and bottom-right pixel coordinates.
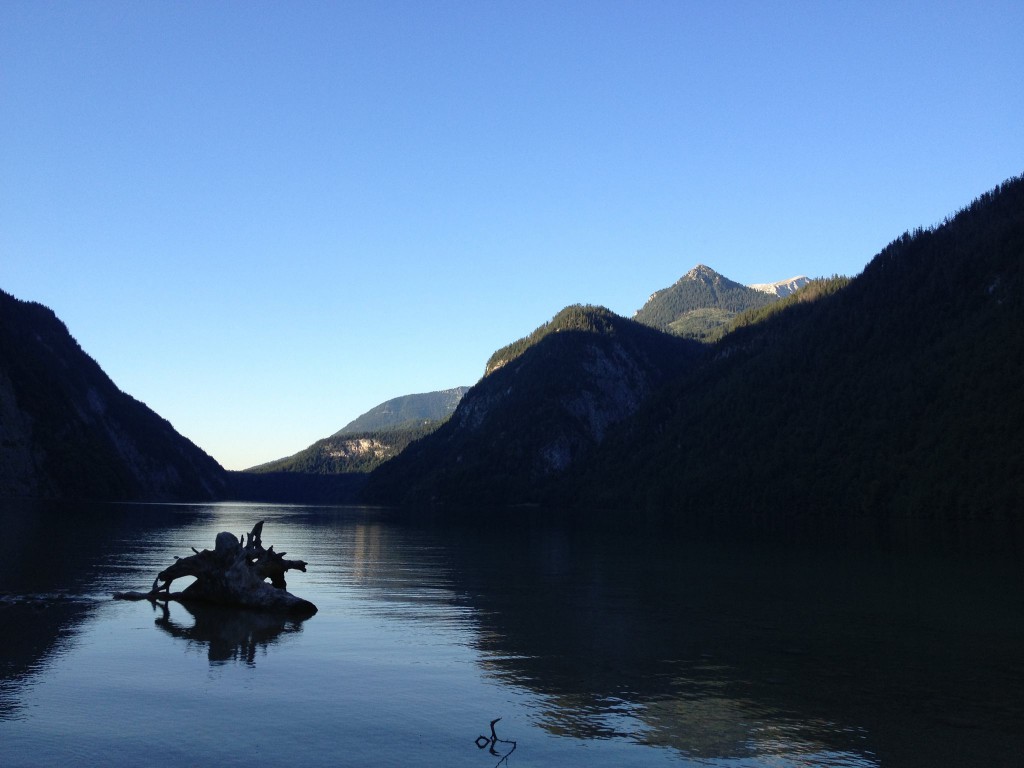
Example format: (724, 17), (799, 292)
(748, 276), (810, 297)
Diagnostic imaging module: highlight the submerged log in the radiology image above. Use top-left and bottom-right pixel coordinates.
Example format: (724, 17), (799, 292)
(113, 521), (317, 616)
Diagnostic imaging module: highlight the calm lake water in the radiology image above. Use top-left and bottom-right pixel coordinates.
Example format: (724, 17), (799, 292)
(1, 501), (1022, 767)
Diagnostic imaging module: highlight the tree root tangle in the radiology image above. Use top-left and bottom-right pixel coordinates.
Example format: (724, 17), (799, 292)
(113, 521), (316, 616)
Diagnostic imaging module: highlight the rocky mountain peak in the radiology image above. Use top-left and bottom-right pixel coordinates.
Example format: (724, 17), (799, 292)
(682, 264), (723, 284)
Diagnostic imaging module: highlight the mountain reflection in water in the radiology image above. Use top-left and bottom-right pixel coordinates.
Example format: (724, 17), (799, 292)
(0, 501), (1022, 768)
(358, 516), (1024, 766)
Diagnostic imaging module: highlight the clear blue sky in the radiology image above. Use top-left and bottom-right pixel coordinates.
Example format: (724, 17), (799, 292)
(2, 1), (1021, 470)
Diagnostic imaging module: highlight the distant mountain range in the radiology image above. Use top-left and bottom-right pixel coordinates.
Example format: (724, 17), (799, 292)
(245, 387), (470, 476)
(332, 387), (470, 435)
(237, 265), (807, 492)
(3, 174), (1021, 526)
(240, 266), (804, 482)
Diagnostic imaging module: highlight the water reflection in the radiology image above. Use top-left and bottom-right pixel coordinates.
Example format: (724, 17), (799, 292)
(2, 502), (1023, 768)
(152, 601), (309, 665)
(474, 717), (517, 767)
(0, 499), (198, 722)
(0, 600), (97, 720)
(426, 518), (1024, 767)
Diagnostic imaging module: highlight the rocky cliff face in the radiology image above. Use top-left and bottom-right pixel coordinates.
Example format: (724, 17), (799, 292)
(0, 290), (227, 501)
(457, 341), (646, 475)
(325, 437), (389, 460)
(459, 331), (663, 471)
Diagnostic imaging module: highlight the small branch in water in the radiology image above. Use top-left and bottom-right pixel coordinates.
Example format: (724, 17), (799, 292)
(475, 717), (516, 766)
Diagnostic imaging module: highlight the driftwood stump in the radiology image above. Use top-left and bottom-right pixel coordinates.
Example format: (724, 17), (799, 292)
(114, 521), (317, 616)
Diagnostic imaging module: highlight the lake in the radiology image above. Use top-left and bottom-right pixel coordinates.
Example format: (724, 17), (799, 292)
(1, 501), (1022, 767)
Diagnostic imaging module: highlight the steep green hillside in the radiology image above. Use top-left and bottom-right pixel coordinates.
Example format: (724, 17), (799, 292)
(0, 291), (227, 501)
(364, 305), (704, 505)
(484, 303), (638, 374)
(634, 264), (777, 340)
(333, 387), (469, 435)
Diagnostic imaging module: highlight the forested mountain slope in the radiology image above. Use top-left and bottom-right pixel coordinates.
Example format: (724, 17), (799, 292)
(634, 264), (778, 340)
(0, 291), (227, 501)
(364, 305), (704, 505)
(246, 421), (442, 475)
(333, 387), (469, 435)
(242, 386), (470, 478)
(570, 176), (1024, 522)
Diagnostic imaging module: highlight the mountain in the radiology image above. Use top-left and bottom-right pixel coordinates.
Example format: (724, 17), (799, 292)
(0, 290), (227, 501)
(748, 275), (810, 297)
(568, 175), (1024, 523)
(245, 421), (442, 476)
(333, 387), (470, 435)
(243, 387), (469, 476)
(362, 174), (1023, 523)
(363, 305), (704, 505)
(633, 264), (778, 340)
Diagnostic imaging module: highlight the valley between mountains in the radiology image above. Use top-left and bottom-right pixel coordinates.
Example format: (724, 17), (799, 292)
(2, 175), (1021, 526)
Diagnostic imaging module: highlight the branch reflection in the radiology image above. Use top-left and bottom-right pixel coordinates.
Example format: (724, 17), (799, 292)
(475, 717), (517, 767)
(153, 601), (309, 665)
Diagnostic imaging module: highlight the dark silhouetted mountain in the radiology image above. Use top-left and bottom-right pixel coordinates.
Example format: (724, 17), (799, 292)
(568, 175), (1024, 523)
(0, 291), (227, 501)
(633, 264), (779, 340)
(363, 305), (704, 505)
(361, 175), (1023, 524)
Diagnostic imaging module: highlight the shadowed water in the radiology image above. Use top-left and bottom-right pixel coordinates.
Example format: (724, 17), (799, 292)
(1, 501), (1022, 766)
